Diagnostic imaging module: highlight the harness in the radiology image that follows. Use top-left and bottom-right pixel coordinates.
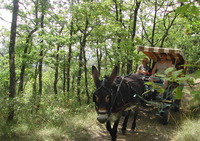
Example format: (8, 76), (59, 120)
(110, 77), (124, 114)
(94, 75), (140, 115)
(110, 76), (139, 114)
(95, 79), (112, 95)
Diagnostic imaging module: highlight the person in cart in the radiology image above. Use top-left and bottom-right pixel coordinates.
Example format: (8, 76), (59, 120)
(150, 53), (172, 89)
(136, 57), (150, 76)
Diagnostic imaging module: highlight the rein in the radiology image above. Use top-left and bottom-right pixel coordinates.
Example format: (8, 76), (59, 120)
(109, 77), (124, 114)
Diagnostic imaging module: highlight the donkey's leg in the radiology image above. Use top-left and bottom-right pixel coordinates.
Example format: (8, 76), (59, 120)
(106, 119), (120, 141)
(131, 109), (138, 131)
(106, 120), (112, 136)
(122, 110), (131, 134)
(111, 119), (120, 141)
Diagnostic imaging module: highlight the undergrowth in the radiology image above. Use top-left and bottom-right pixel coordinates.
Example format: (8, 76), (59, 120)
(0, 93), (99, 141)
(172, 73), (200, 141)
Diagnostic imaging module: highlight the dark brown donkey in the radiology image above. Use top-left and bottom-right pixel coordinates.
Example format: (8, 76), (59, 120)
(92, 66), (144, 141)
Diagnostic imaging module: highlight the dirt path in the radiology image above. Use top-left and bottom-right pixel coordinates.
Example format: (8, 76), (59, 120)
(89, 106), (181, 141)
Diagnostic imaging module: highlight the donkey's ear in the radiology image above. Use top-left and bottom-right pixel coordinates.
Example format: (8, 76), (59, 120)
(92, 66), (101, 87)
(109, 66), (119, 84)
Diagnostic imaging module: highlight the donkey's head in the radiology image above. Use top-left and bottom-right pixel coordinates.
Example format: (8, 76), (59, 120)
(92, 66), (119, 123)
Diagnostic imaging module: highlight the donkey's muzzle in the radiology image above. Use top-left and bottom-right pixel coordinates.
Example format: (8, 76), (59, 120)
(97, 109), (109, 123)
(97, 113), (108, 123)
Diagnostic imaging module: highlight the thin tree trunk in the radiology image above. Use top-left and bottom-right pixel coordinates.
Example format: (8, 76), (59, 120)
(18, 1), (39, 94)
(160, 14), (177, 47)
(77, 14), (90, 105)
(63, 55), (66, 94)
(77, 40), (83, 105)
(83, 43), (90, 104)
(65, 0), (74, 94)
(32, 62), (38, 112)
(113, 0), (122, 68)
(18, 28), (38, 94)
(66, 21), (73, 93)
(33, 63), (38, 96)
(96, 43), (102, 74)
(7, 0), (19, 122)
(54, 27), (64, 95)
(151, 0), (158, 47)
(127, 0), (141, 74)
(38, 50), (43, 97)
(37, 2), (46, 109)
(54, 49), (59, 95)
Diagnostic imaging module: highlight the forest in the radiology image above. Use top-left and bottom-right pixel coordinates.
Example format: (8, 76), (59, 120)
(0, 0), (199, 140)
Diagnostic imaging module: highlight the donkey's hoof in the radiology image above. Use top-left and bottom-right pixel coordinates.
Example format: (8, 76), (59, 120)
(131, 128), (136, 133)
(122, 129), (126, 134)
(111, 137), (117, 141)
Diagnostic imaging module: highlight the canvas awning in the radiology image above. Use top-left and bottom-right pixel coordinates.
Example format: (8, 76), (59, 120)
(136, 45), (185, 65)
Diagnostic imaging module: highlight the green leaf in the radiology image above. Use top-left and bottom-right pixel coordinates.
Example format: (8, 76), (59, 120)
(176, 77), (188, 83)
(176, 4), (190, 15)
(164, 67), (174, 74)
(144, 82), (164, 93)
(190, 6), (200, 16)
(178, 0), (188, 2)
(155, 74), (165, 78)
(172, 69), (183, 77)
(144, 82), (154, 85)
(174, 87), (183, 99)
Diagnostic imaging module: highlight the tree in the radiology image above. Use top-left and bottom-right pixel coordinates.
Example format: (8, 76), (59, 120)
(18, 0), (40, 94)
(127, 0), (141, 74)
(140, 0), (179, 47)
(7, 0), (19, 122)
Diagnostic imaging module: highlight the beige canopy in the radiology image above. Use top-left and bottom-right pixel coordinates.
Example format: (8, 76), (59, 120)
(136, 45), (185, 65)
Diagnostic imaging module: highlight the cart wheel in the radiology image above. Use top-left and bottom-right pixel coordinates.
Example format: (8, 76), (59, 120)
(173, 100), (180, 112)
(173, 105), (180, 112)
(162, 108), (170, 125)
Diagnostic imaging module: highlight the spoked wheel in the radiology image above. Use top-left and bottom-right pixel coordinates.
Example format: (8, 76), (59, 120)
(161, 108), (170, 125)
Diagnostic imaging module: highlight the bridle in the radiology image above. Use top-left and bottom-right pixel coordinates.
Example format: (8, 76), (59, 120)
(93, 77), (125, 115)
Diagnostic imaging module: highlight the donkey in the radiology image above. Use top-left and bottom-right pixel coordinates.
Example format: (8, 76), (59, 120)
(92, 66), (144, 141)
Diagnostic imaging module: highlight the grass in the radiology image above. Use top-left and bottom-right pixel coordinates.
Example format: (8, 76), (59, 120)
(0, 104), (101, 141)
(172, 119), (200, 141)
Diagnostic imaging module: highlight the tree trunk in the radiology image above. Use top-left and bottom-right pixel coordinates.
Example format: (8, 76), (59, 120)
(32, 62), (38, 112)
(38, 50), (43, 98)
(77, 14), (90, 105)
(151, 0), (158, 47)
(66, 21), (73, 93)
(54, 47), (59, 95)
(83, 43), (90, 104)
(113, 0), (122, 68)
(54, 27), (64, 95)
(18, 28), (38, 94)
(77, 37), (84, 105)
(18, 1), (39, 94)
(7, 0), (19, 122)
(160, 14), (177, 47)
(63, 55), (66, 94)
(37, 1), (46, 109)
(127, 0), (141, 74)
(96, 43), (102, 74)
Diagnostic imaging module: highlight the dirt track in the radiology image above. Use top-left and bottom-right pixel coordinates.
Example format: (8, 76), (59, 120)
(89, 105), (182, 141)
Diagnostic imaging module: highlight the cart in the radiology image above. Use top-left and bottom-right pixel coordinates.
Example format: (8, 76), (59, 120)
(136, 45), (186, 124)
